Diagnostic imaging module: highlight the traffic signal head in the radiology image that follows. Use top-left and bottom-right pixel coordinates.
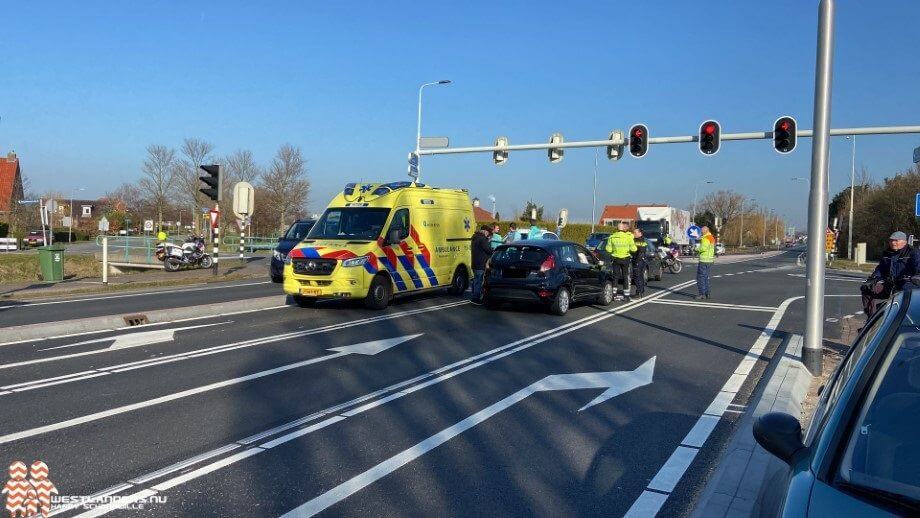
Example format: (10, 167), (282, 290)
(548, 133), (564, 164)
(199, 164), (222, 202)
(607, 129), (624, 161)
(493, 136), (509, 166)
(773, 116), (797, 154)
(629, 124), (648, 158)
(698, 120), (721, 156)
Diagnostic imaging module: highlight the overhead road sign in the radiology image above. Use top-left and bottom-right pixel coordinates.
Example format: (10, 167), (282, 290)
(418, 137), (449, 149)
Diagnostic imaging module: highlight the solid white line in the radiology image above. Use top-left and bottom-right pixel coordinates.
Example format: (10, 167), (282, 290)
(78, 279), (700, 516)
(0, 304), (291, 347)
(1, 302), (466, 394)
(128, 443), (242, 485)
(649, 300), (777, 312)
(625, 295), (803, 515)
(623, 491), (669, 518)
(647, 446), (698, 493)
(0, 351), (348, 445)
(1, 281), (271, 309)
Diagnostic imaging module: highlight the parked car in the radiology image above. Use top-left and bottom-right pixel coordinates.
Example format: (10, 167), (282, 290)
(482, 240), (614, 315)
(506, 228), (558, 242)
(24, 230), (45, 247)
(595, 237), (663, 282)
(270, 219), (317, 283)
(715, 242), (726, 256)
(755, 287), (920, 517)
(586, 232), (611, 249)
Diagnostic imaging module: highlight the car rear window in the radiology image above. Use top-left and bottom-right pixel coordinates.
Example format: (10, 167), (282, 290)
(837, 331), (920, 506)
(492, 245), (549, 265)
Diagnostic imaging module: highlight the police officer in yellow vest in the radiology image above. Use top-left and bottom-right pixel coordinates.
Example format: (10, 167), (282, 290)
(631, 228), (649, 299)
(606, 222), (637, 300)
(696, 225), (716, 299)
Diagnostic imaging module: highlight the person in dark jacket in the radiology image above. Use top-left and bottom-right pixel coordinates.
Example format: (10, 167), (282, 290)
(631, 228), (649, 299)
(471, 225), (494, 304)
(861, 231), (920, 317)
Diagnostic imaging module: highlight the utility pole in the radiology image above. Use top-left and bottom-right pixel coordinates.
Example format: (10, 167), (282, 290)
(804, 0), (836, 376)
(739, 198), (745, 248)
(591, 148), (598, 234)
(846, 134), (856, 259)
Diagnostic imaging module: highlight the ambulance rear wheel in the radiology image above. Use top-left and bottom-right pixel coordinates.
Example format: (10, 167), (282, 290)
(447, 266), (469, 296)
(292, 295), (317, 308)
(364, 274), (392, 310)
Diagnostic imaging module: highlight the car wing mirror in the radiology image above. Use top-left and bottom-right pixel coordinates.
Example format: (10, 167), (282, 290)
(753, 412), (805, 465)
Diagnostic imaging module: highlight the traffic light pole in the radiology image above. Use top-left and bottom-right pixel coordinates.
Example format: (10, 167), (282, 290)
(803, 0), (836, 377)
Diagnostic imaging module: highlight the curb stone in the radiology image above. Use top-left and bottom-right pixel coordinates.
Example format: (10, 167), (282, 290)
(3, 295), (289, 344)
(691, 334), (813, 518)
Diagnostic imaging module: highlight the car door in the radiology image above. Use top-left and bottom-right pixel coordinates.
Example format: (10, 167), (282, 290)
(385, 208), (424, 289)
(575, 244), (603, 294)
(556, 244), (588, 298)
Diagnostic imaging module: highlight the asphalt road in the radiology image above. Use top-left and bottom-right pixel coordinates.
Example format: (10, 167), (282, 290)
(0, 279), (278, 327)
(0, 251), (866, 517)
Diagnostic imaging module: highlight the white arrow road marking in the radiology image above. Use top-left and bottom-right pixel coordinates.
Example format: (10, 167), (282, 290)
(283, 357), (655, 518)
(0, 334), (421, 446)
(0, 301), (466, 394)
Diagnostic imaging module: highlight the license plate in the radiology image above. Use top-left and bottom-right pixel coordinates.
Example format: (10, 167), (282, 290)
(300, 288), (322, 296)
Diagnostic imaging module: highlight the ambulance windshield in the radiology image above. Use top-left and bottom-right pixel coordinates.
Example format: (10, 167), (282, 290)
(308, 208), (391, 241)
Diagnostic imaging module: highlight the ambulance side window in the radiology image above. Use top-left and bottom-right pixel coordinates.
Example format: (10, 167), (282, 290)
(388, 208), (410, 242)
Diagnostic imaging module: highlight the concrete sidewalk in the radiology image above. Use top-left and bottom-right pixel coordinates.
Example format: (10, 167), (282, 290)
(1, 256), (270, 301)
(691, 334), (813, 518)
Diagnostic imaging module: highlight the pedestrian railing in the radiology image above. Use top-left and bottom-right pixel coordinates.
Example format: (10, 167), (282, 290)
(220, 235), (280, 251)
(95, 235), (159, 264)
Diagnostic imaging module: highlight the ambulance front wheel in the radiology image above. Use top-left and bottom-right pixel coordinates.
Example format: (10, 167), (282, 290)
(447, 266), (469, 296)
(364, 274), (392, 310)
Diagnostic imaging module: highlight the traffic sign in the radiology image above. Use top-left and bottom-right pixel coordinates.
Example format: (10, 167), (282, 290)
(687, 225), (702, 240)
(98, 215), (110, 233)
(419, 137), (449, 149)
(143, 219), (154, 232)
(408, 152), (419, 178)
(209, 209), (220, 229)
(825, 229), (835, 253)
(915, 193), (920, 217)
(914, 146), (920, 164)
(232, 181), (255, 219)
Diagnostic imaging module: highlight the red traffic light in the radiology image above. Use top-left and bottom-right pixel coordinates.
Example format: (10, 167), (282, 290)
(703, 123), (716, 135)
(779, 121), (790, 131)
(773, 116), (798, 154)
(628, 124), (649, 158)
(698, 120), (721, 156)
(633, 128), (643, 137)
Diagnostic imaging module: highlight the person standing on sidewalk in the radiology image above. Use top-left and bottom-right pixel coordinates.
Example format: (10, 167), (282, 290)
(860, 231), (920, 317)
(470, 225), (494, 305)
(695, 225), (716, 300)
(606, 222), (637, 301)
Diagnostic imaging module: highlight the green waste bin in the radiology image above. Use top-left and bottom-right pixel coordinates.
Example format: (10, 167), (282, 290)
(38, 245), (65, 282)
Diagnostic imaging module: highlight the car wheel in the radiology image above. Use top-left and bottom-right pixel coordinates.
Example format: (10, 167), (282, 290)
(549, 286), (571, 316)
(292, 295), (316, 308)
(596, 281), (614, 306)
(364, 274), (392, 310)
(447, 266), (469, 295)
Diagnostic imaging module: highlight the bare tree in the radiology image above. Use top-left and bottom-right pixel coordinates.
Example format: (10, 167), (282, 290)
(224, 149), (262, 185)
(697, 190), (747, 224)
(139, 145), (177, 226)
(260, 144), (310, 230)
(177, 138), (215, 228)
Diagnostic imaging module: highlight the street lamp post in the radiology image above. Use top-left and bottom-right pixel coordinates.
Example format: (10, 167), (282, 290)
(69, 187), (86, 243)
(846, 135), (856, 259)
(591, 148), (598, 234)
(739, 197), (754, 248)
(762, 208), (769, 247)
(415, 79), (451, 183)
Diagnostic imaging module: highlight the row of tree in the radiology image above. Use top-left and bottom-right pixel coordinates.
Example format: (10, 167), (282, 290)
(693, 190), (788, 247)
(830, 164), (920, 259)
(109, 139), (310, 236)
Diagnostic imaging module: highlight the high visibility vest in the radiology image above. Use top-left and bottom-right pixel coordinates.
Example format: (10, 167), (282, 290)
(606, 231), (637, 259)
(699, 234), (716, 263)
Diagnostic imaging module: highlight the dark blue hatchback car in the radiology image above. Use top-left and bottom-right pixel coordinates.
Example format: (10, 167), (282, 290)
(270, 219), (316, 282)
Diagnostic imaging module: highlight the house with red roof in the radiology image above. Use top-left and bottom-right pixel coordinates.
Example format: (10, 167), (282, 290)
(598, 204), (665, 227)
(0, 151), (25, 222)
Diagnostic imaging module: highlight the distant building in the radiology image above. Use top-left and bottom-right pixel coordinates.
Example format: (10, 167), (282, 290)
(471, 198), (495, 222)
(599, 203), (665, 227)
(0, 151), (25, 221)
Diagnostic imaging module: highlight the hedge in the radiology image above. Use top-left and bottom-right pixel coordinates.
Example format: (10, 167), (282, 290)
(480, 221), (600, 247)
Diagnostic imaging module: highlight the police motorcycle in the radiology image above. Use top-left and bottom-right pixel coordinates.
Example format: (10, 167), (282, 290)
(156, 235), (213, 272)
(657, 246), (683, 274)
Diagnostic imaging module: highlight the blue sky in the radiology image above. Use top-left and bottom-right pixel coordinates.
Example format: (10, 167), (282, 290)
(2, 0), (919, 227)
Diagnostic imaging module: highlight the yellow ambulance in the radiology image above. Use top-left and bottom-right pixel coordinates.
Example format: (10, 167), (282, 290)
(282, 181), (475, 308)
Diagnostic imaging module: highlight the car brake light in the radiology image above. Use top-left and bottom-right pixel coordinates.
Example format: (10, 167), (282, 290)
(539, 255), (555, 273)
